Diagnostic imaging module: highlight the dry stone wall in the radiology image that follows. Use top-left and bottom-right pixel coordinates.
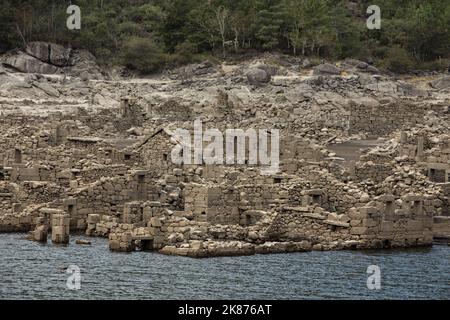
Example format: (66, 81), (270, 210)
(348, 101), (444, 136)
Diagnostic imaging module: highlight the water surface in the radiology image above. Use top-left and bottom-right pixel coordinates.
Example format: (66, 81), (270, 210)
(0, 233), (448, 299)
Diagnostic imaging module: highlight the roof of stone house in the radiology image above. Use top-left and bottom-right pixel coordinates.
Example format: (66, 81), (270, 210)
(66, 136), (118, 150)
(135, 126), (190, 150)
(66, 136), (103, 143)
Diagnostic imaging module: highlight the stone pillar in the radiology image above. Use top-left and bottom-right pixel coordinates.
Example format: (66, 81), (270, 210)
(416, 136), (424, 160)
(400, 131), (407, 144)
(149, 217), (165, 250)
(301, 195), (311, 206)
(348, 160), (356, 180)
(108, 229), (134, 252)
(54, 125), (63, 145)
(32, 217), (48, 242)
(64, 198), (79, 230)
(402, 194), (423, 217)
(121, 98), (130, 117)
(137, 172), (147, 201)
(380, 194), (395, 220)
(86, 214), (100, 236)
(412, 199), (423, 216)
(14, 148), (22, 164)
(52, 213), (70, 244)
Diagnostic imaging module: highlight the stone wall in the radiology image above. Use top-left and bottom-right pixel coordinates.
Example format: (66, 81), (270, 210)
(139, 129), (176, 177)
(75, 165), (128, 184)
(348, 101), (443, 136)
(184, 184), (208, 222)
(348, 194), (434, 248)
(267, 193), (434, 249)
(280, 135), (325, 174)
(437, 183), (450, 215)
(10, 171), (164, 231)
(433, 216), (450, 238)
(61, 172), (160, 230)
(0, 183), (15, 216)
(2, 136), (142, 171)
(354, 162), (393, 183)
(184, 183), (288, 225)
(266, 206), (355, 250)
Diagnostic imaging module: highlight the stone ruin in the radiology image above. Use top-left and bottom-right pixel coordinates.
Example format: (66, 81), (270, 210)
(0, 51), (449, 257)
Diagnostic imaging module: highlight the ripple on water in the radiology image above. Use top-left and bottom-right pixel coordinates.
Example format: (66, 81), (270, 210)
(0, 233), (449, 299)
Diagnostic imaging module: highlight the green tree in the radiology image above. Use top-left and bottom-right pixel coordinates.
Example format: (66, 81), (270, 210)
(254, 0), (287, 49)
(287, 0), (333, 56)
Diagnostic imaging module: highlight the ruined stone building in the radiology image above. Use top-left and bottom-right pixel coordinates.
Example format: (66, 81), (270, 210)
(1, 48), (449, 256)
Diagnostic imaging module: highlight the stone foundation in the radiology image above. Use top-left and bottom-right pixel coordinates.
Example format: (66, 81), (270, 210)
(51, 213), (70, 244)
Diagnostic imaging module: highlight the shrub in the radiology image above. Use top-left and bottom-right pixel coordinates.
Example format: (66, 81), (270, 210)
(174, 40), (197, 63)
(380, 46), (415, 73)
(120, 37), (166, 74)
(414, 58), (450, 72)
(94, 48), (113, 64)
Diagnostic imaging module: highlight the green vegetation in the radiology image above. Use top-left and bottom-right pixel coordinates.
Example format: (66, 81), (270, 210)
(1, 0), (449, 73)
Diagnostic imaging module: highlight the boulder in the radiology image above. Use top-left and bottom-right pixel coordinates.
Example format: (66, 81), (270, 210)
(343, 59), (367, 68)
(429, 76), (450, 90)
(32, 81), (60, 97)
(313, 63), (341, 76)
(2, 51), (61, 74)
(0, 78), (32, 91)
(248, 231), (259, 240)
(343, 59), (379, 73)
(397, 81), (428, 97)
(93, 93), (119, 107)
(67, 49), (103, 80)
(302, 58), (312, 68)
(245, 67), (271, 84)
(254, 64), (278, 76)
(364, 65), (380, 73)
(75, 239), (91, 245)
(26, 42), (70, 67)
(0, 68), (18, 86)
(190, 61), (217, 76)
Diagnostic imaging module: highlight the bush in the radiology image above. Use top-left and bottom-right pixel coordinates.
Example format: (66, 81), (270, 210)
(380, 46), (415, 73)
(94, 48), (113, 64)
(174, 40), (197, 63)
(414, 58), (450, 72)
(120, 37), (166, 74)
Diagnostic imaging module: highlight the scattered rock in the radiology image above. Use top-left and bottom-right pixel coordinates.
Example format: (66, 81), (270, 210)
(2, 51), (61, 74)
(313, 63), (341, 75)
(75, 239), (92, 245)
(26, 42), (70, 67)
(245, 67), (271, 84)
(429, 76), (450, 90)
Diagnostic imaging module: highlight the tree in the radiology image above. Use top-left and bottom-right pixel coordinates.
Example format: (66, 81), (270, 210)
(254, 0), (287, 49)
(185, 2), (217, 51)
(286, 0), (333, 56)
(0, 0), (448, 72)
(215, 5), (229, 56)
